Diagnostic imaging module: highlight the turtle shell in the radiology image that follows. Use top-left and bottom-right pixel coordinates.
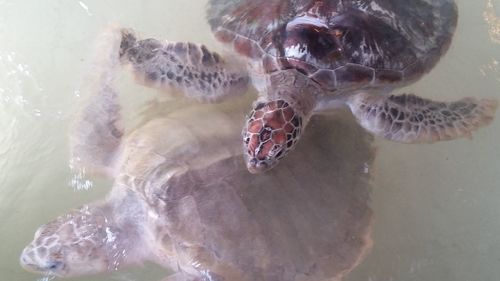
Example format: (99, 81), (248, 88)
(208, 0), (457, 90)
(121, 101), (375, 281)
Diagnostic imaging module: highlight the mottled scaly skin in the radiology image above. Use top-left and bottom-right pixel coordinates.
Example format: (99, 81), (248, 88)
(208, 0), (457, 92)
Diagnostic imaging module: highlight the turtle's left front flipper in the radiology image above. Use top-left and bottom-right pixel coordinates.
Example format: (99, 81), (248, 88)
(119, 29), (249, 103)
(347, 92), (497, 143)
(70, 27), (125, 177)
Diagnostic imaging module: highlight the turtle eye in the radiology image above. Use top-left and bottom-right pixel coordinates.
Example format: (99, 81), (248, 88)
(254, 102), (265, 111)
(275, 150), (283, 159)
(46, 261), (63, 271)
(332, 29), (343, 37)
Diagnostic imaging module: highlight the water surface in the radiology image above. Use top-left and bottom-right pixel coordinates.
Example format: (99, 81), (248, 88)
(0, 1), (499, 281)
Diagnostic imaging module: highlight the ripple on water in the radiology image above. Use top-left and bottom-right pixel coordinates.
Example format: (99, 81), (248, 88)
(77, 1), (93, 16)
(0, 50), (51, 208)
(484, 0), (500, 44)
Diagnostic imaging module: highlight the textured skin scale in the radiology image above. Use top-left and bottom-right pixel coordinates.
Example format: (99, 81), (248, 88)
(348, 93), (498, 142)
(243, 100), (302, 172)
(120, 29), (249, 103)
(20, 205), (139, 276)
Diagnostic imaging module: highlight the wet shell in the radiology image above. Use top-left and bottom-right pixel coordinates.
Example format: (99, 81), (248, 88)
(208, 0), (457, 91)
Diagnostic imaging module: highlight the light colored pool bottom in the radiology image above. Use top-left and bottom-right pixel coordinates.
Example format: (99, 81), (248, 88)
(0, 0), (499, 281)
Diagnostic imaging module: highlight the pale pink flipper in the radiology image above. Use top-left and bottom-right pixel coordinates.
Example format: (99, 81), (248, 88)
(70, 26), (125, 177)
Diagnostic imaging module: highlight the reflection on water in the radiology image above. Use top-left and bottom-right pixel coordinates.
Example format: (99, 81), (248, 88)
(1, 0), (500, 281)
(485, 0), (500, 43)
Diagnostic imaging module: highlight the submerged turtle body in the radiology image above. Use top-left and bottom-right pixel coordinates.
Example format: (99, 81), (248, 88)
(208, 0), (457, 92)
(20, 105), (375, 281)
(19, 29), (375, 279)
(115, 0), (496, 173)
(120, 105), (375, 281)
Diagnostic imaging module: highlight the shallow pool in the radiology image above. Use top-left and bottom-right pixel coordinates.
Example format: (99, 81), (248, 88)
(1, 1), (499, 281)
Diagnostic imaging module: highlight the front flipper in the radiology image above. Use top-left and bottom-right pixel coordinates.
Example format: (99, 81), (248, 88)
(347, 93), (497, 143)
(70, 26), (124, 177)
(120, 29), (249, 102)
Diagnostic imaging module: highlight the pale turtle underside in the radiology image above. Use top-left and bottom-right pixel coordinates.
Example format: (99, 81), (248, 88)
(119, 102), (376, 281)
(21, 96), (376, 281)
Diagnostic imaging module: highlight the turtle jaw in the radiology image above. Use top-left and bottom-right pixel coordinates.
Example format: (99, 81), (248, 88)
(20, 245), (67, 277)
(19, 205), (132, 278)
(244, 154), (276, 174)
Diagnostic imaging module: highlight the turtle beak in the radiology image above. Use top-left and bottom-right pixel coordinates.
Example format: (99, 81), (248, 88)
(246, 157), (270, 174)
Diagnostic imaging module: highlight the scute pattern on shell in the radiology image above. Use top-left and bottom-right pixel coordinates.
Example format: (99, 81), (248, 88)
(208, 0), (457, 84)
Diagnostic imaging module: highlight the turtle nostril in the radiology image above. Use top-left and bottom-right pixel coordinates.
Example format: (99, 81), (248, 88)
(20, 248), (35, 267)
(256, 161), (268, 170)
(20, 255), (30, 266)
(46, 261), (63, 271)
(246, 158), (270, 174)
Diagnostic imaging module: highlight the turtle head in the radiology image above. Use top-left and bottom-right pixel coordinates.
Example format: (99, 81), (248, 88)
(20, 205), (132, 278)
(243, 99), (303, 173)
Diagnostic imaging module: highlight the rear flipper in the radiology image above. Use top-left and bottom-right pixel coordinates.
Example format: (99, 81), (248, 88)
(347, 93), (497, 143)
(119, 29), (249, 103)
(70, 26), (124, 177)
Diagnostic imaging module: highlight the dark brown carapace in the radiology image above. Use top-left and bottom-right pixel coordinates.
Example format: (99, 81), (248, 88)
(243, 99), (302, 173)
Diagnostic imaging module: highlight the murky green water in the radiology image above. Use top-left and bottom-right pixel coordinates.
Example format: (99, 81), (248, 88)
(0, 1), (499, 281)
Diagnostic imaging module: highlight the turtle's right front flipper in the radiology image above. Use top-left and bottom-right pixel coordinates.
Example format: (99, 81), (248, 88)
(347, 92), (498, 143)
(119, 29), (249, 103)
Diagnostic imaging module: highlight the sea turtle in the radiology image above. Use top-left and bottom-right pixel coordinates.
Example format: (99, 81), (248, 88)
(116, 0), (496, 173)
(19, 29), (374, 281)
